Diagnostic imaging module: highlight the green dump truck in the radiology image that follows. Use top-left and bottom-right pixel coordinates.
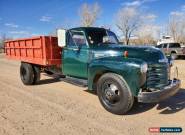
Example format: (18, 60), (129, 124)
(5, 27), (181, 114)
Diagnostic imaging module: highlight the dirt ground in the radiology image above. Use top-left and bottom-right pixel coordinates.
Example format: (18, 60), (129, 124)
(0, 53), (184, 135)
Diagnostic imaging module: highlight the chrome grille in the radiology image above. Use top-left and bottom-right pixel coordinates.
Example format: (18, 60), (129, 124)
(146, 63), (169, 89)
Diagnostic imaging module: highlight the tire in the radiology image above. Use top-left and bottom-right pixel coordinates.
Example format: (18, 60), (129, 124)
(33, 65), (40, 84)
(20, 62), (34, 85)
(171, 52), (177, 60)
(97, 73), (134, 115)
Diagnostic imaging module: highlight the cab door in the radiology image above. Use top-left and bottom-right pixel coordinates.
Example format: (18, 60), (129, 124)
(62, 30), (89, 78)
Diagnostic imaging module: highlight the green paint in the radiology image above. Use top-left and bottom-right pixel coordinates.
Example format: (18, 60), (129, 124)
(61, 27), (169, 96)
(62, 46), (88, 78)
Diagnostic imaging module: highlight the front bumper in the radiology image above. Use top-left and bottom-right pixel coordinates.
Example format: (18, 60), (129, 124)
(138, 79), (181, 103)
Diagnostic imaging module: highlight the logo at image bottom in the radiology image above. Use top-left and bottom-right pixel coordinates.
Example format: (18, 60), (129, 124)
(149, 127), (182, 133)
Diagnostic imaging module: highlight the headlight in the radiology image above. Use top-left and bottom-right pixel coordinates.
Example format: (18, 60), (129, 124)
(140, 63), (148, 73)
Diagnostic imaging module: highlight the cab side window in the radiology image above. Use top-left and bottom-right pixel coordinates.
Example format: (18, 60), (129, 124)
(67, 32), (75, 47)
(169, 43), (181, 48)
(67, 31), (86, 47)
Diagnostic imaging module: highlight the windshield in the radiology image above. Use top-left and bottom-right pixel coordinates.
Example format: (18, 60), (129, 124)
(86, 29), (119, 45)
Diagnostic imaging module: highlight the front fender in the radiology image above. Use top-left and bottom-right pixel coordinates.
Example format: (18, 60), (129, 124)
(88, 57), (146, 96)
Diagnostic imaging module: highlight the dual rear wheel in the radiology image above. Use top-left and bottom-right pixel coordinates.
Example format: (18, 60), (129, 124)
(20, 62), (40, 85)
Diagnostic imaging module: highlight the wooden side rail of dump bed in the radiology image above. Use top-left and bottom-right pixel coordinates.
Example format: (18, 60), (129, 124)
(4, 36), (61, 67)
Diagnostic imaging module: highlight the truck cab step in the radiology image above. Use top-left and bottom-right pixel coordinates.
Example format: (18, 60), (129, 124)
(60, 76), (88, 87)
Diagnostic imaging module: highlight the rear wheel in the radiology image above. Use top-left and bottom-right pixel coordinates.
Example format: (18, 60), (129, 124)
(20, 62), (34, 85)
(33, 65), (40, 84)
(171, 52), (177, 60)
(97, 73), (134, 115)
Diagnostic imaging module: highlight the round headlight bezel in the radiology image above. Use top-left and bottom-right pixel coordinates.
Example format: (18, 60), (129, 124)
(140, 63), (148, 73)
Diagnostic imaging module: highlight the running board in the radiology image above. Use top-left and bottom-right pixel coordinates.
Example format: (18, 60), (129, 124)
(60, 76), (88, 87)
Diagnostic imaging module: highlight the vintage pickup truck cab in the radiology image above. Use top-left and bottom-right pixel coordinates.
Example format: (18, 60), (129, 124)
(5, 27), (181, 114)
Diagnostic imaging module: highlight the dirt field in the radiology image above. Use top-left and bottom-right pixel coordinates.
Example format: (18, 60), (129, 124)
(0, 53), (184, 135)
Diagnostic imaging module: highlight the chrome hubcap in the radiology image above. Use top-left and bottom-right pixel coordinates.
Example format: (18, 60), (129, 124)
(103, 83), (120, 104)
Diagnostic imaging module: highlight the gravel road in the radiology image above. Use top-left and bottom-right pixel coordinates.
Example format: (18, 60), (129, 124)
(0, 54), (184, 135)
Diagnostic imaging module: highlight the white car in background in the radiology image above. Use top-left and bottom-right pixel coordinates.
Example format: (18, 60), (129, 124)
(156, 42), (185, 59)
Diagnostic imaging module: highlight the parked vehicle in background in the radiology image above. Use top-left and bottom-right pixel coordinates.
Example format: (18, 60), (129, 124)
(156, 42), (185, 59)
(157, 35), (174, 45)
(4, 27), (181, 115)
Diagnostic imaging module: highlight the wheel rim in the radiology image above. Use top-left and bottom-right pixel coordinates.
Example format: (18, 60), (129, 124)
(171, 53), (176, 59)
(102, 81), (121, 105)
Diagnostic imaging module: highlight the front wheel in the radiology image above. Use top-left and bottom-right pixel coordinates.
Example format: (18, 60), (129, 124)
(97, 73), (134, 115)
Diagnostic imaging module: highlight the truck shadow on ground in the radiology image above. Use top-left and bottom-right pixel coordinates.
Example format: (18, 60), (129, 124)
(36, 78), (61, 85)
(126, 102), (157, 115)
(36, 74), (61, 85)
(127, 89), (185, 115)
(35, 76), (185, 115)
(156, 89), (185, 114)
(84, 88), (185, 115)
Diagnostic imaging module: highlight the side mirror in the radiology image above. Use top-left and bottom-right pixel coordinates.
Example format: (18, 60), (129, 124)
(57, 29), (66, 47)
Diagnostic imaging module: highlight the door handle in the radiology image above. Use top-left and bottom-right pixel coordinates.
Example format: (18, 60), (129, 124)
(72, 48), (79, 51)
(67, 48), (79, 51)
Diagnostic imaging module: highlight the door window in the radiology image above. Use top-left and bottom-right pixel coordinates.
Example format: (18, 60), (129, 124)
(67, 31), (86, 47)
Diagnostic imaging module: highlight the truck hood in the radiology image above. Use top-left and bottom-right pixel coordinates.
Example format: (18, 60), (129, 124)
(91, 44), (166, 63)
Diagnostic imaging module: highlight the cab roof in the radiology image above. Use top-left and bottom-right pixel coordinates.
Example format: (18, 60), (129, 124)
(69, 27), (106, 32)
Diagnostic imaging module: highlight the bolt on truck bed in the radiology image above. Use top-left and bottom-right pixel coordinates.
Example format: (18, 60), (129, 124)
(4, 36), (61, 67)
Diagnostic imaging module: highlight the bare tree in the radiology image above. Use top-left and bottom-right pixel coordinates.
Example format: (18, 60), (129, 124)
(136, 24), (160, 45)
(169, 16), (179, 41)
(0, 33), (12, 47)
(168, 12), (185, 43)
(0, 33), (8, 53)
(115, 7), (142, 45)
(180, 22), (185, 43)
(79, 2), (101, 27)
(0, 33), (7, 48)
